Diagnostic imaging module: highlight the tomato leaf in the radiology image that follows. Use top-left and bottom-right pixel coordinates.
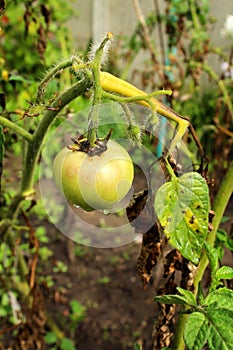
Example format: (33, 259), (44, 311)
(134, 343), (142, 350)
(207, 309), (233, 350)
(60, 338), (76, 350)
(44, 332), (57, 344)
(154, 172), (209, 265)
(184, 312), (209, 350)
(184, 289), (233, 350)
(8, 75), (30, 83)
(154, 287), (197, 307)
(215, 266), (233, 280)
(154, 294), (189, 305)
(205, 288), (233, 310)
(176, 287), (197, 307)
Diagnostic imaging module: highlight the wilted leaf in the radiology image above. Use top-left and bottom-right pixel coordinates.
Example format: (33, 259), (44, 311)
(136, 224), (162, 289)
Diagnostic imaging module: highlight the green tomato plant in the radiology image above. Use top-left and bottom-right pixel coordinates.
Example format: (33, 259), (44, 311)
(0, 29), (233, 350)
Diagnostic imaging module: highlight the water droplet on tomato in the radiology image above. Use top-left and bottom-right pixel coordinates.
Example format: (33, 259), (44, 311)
(102, 209), (110, 215)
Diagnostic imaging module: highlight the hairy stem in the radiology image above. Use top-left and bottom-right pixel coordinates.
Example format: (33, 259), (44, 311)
(36, 57), (87, 103)
(87, 33), (113, 146)
(36, 58), (73, 103)
(0, 116), (33, 142)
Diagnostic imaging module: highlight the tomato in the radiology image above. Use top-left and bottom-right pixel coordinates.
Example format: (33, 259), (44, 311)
(52, 140), (134, 211)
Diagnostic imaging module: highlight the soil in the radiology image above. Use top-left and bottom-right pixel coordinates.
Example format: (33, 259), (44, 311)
(40, 221), (158, 350)
(38, 207), (232, 350)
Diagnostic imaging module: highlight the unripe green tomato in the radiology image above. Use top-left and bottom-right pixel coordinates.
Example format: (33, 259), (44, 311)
(52, 140), (134, 211)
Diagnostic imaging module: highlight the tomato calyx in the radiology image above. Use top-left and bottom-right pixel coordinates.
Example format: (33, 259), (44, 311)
(67, 128), (113, 156)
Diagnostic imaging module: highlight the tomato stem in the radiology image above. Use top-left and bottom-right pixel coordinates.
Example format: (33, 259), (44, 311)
(120, 103), (142, 146)
(87, 33), (113, 147)
(193, 161), (233, 293)
(36, 56), (89, 104)
(0, 116), (33, 142)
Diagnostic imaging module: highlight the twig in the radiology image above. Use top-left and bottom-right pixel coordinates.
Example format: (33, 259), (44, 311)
(153, 0), (166, 67)
(214, 117), (233, 138)
(132, 0), (165, 83)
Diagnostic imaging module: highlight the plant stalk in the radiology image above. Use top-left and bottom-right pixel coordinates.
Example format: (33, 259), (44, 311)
(193, 161), (233, 293)
(189, 0), (201, 33)
(87, 33), (113, 146)
(35, 55), (88, 103)
(0, 116), (33, 142)
(171, 310), (187, 350)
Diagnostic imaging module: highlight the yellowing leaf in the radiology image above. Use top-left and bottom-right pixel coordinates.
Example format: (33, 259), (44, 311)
(154, 172), (209, 265)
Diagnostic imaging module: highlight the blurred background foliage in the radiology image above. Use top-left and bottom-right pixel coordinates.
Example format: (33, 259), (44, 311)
(106, 0), (233, 175)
